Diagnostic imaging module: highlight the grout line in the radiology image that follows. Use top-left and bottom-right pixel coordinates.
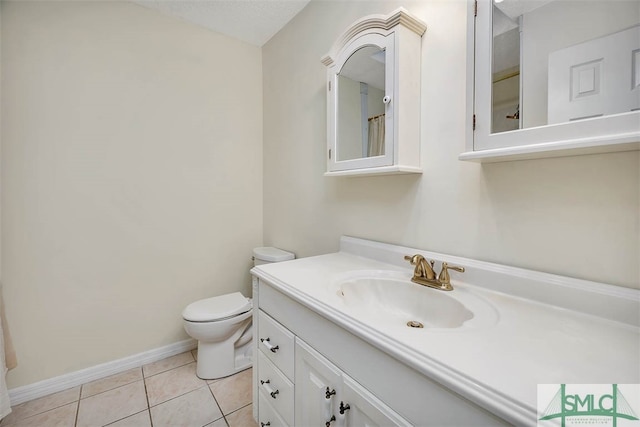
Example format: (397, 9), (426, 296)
(147, 383), (210, 409)
(102, 409), (149, 427)
(3, 399), (81, 427)
(206, 382), (226, 422)
(142, 353), (195, 379)
(79, 368), (143, 400)
(225, 402), (252, 416)
(4, 387), (82, 424)
(143, 360), (195, 380)
(142, 374), (153, 427)
(74, 393), (81, 427)
(79, 379), (145, 403)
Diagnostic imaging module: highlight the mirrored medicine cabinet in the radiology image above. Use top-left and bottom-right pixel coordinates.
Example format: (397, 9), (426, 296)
(322, 8), (426, 176)
(462, 0), (640, 162)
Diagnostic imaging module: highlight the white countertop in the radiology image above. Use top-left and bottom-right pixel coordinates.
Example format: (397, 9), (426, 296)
(251, 238), (640, 425)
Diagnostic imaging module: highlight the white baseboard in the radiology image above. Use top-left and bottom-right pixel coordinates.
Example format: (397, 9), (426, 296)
(8, 338), (197, 406)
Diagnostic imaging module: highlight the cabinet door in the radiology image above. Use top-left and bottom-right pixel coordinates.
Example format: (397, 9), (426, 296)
(295, 339), (343, 427)
(340, 376), (412, 427)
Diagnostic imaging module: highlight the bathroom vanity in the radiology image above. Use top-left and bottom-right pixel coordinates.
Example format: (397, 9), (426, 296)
(250, 237), (639, 426)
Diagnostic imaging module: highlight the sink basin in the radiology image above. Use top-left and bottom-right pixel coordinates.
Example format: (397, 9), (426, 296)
(332, 271), (498, 330)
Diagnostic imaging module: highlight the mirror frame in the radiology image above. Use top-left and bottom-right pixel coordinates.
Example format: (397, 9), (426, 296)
(462, 0), (640, 162)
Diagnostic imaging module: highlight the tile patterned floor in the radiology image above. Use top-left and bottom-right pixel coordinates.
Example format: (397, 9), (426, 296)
(1, 350), (257, 427)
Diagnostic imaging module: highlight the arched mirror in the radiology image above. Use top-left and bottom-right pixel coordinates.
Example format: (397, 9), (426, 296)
(336, 45), (387, 162)
(462, 0), (640, 162)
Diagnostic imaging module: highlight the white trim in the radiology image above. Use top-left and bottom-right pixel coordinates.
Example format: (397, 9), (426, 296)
(320, 7), (426, 66)
(8, 338), (196, 406)
(460, 127), (640, 162)
(323, 165), (422, 177)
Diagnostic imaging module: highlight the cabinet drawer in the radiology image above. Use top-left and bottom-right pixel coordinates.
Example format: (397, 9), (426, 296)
(258, 390), (289, 427)
(258, 310), (294, 380)
(257, 351), (294, 426)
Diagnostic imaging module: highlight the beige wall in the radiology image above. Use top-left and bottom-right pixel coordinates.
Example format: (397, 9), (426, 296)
(1, 1), (263, 388)
(263, 1), (639, 288)
(1, 0), (639, 392)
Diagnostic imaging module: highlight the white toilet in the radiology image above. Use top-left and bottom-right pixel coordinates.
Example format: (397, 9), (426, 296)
(182, 247), (294, 379)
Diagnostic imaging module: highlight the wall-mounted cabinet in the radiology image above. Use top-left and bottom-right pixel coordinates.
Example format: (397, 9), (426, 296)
(462, 0), (640, 162)
(322, 8), (426, 176)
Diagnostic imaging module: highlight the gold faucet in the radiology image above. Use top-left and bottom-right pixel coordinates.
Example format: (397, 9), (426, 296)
(404, 254), (465, 291)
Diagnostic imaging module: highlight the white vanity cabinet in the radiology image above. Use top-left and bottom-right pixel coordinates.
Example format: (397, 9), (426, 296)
(252, 277), (508, 427)
(256, 307), (410, 427)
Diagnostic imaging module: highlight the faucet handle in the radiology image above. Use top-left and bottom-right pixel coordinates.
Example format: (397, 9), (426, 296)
(438, 262), (465, 289)
(404, 254), (424, 264)
(405, 254), (435, 269)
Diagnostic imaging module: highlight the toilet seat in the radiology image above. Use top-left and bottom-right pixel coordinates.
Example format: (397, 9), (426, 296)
(182, 292), (252, 322)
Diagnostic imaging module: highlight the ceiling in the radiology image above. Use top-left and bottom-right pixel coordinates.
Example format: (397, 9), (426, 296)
(133, 0), (311, 47)
(494, 0), (553, 21)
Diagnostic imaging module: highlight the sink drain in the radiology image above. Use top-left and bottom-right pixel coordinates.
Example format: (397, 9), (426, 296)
(407, 320), (424, 328)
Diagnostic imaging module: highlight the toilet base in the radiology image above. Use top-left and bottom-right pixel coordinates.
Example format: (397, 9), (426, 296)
(195, 337), (253, 380)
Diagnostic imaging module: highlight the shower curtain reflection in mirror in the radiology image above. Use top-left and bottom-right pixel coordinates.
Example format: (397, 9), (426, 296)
(367, 114), (385, 157)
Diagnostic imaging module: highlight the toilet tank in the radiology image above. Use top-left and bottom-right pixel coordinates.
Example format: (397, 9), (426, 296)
(252, 247), (295, 266)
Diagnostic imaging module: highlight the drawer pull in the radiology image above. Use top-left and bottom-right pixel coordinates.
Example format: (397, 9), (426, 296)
(337, 402), (350, 427)
(261, 423), (271, 427)
(323, 388), (335, 419)
(260, 337), (280, 353)
(325, 415), (336, 427)
(325, 387), (336, 399)
(261, 378), (280, 399)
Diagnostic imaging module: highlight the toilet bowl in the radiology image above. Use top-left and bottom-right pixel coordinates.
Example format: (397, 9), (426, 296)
(183, 292), (253, 379)
(182, 247), (294, 379)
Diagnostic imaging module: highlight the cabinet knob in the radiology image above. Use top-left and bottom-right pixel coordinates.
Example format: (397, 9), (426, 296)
(340, 401), (351, 415)
(325, 415), (336, 427)
(260, 422), (270, 427)
(325, 387), (337, 399)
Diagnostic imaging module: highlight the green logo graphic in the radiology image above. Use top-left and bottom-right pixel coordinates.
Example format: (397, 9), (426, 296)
(539, 384), (639, 427)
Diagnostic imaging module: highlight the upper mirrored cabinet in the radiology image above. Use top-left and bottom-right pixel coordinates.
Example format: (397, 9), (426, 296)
(322, 8), (426, 176)
(462, 0), (640, 162)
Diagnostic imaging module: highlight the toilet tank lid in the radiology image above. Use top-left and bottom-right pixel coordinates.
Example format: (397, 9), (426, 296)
(182, 292), (251, 322)
(253, 247), (295, 262)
